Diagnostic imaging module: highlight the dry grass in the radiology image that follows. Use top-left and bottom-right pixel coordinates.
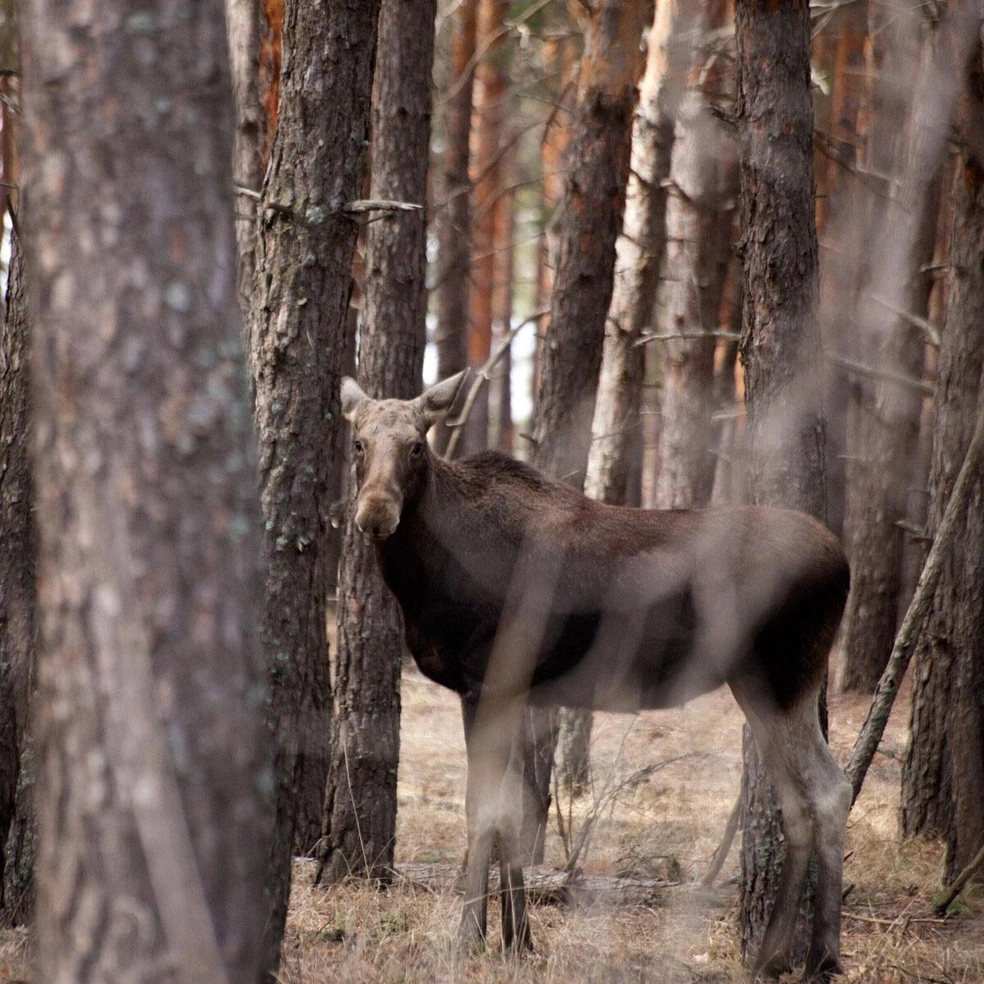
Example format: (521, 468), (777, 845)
(2, 666), (982, 983)
(278, 666), (984, 984)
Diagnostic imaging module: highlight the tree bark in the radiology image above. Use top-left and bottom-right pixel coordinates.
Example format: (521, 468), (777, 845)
(434, 0), (477, 455)
(560, 0), (692, 800)
(524, 0), (653, 862)
(837, 5), (970, 694)
(531, 0), (652, 486)
(317, 0), (433, 887)
(461, 0), (510, 456)
(903, 43), (984, 872)
(225, 0), (269, 309)
(0, 227), (35, 927)
(655, 83), (737, 509)
(21, 0), (272, 978)
(734, 0), (825, 966)
(245, 0), (381, 972)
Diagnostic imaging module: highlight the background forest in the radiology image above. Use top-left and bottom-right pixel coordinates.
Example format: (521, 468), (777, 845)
(0, 0), (982, 982)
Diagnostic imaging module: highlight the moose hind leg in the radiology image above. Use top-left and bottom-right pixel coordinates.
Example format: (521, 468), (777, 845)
(804, 743), (851, 981)
(732, 683), (819, 978)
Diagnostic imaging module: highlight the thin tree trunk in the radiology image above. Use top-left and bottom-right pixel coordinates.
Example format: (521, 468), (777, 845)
(489, 178), (514, 454)
(734, 0), (825, 965)
(434, 0), (477, 455)
(655, 81), (737, 509)
(526, 0), (653, 863)
(818, 1), (867, 541)
(317, 0), (434, 887)
(21, 0), (272, 977)
(226, 0), (268, 310)
(245, 0), (381, 973)
(462, 0), (509, 456)
(903, 39), (984, 864)
(0, 227), (34, 927)
(560, 0), (692, 799)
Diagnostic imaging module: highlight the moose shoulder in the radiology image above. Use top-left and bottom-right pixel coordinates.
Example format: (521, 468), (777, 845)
(341, 371), (852, 982)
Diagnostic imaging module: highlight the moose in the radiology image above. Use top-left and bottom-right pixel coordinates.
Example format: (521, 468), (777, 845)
(341, 371), (852, 981)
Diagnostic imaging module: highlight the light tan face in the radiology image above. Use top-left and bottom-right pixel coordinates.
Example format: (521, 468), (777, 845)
(348, 401), (428, 539)
(340, 372), (467, 540)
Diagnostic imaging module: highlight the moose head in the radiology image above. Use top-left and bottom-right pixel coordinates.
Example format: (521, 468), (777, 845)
(340, 370), (467, 539)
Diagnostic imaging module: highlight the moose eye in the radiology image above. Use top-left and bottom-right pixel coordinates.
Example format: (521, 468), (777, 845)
(410, 441), (424, 458)
(353, 439), (364, 455)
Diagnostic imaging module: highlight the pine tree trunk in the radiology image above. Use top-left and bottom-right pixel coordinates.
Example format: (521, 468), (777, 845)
(0, 229), (35, 927)
(818, 1), (866, 540)
(655, 84), (737, 509)
(226, 0), (269, 309)
(317, 0), (434, 887)
(902, 50), (984, 864)
(525, 0), (653, 862)
(560, 0), (692, 800)
(837, 6), (957, 694)
(461, 0), (509, 456)
(245, 0), (381, 972)
(21, 0), (272, 977)
(734, 0), (825, 965)
(434, 0), (477, 456)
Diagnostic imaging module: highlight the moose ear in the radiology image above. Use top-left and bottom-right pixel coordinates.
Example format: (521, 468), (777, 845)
(412, 370), (469, 427)
(341, 376), (372, 422)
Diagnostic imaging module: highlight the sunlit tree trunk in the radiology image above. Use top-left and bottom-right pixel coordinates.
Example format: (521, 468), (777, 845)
(654, 22), (738, 509)
(318, 0), (434, 887)
(21, 0), (272, 978)
(734, 0), (825, 964)
(245, 0), (380, 972)
(560, 0), (690, 799)
(434, 0), (477, 455)
(526, 0), (653, 860)
(462, 0), (509, 455)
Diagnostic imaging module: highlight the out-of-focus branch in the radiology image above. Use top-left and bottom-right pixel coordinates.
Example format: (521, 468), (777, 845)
(846, 390), (984, 803)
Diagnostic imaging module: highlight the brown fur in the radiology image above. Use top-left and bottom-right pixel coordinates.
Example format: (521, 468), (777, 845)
(341, 373), (853, 982)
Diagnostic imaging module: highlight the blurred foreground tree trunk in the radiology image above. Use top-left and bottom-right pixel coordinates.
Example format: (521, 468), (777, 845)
(903, 39), (984, 883)
(317, 0), (433, 887)
(21, 0), (272, 978)
(525, 0), (652, 861)
(838, 6), (946, 694)
(560, 0), (691, 799)
(734, 0), (825, 965)
(246, 0), (380, 972)
(0, 226), (35, 927)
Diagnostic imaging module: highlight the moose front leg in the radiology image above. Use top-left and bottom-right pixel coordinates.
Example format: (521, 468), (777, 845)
(458, 694), (530, 953)
(497, 729), (531, 951)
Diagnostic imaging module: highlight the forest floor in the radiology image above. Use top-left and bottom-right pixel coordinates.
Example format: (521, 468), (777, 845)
(276, 665), (984, 984)
(2, 663), (982, 983)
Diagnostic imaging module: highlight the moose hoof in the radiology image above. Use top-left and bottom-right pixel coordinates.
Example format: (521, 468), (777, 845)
(753, 950), (794, 980)
(454, 923), (486, 956)
(802, 950), (844, 983)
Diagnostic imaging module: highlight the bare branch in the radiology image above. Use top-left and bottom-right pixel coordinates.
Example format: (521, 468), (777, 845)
(868, 292), (941, 347)
(825, 352), (934, 396)
(935, 837), (984, 915)
(342, 199), (424, 214)
(846, 391), (984, 803)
